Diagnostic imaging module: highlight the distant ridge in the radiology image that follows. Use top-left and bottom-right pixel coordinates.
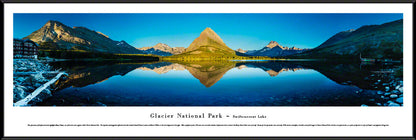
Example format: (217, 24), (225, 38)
(237, 41), (309, 57)
(137, 43), (186, 56)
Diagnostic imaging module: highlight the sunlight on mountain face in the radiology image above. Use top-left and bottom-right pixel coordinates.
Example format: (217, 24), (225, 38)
(17, 15), (403, 106)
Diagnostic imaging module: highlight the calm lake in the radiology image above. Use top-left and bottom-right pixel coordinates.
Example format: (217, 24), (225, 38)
(36, 60), (400, 106)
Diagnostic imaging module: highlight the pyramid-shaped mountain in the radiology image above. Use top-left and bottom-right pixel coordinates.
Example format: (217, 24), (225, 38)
(174, 28), (236, 58)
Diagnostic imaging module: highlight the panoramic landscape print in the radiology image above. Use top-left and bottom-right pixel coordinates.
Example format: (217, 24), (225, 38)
(12, 13), (403, 106)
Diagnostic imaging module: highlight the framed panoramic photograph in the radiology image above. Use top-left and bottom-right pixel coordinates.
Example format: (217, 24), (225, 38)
(2, 1), (414, 140)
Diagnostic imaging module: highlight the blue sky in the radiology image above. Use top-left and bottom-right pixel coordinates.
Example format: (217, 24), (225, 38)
(14, 13), (402, 50)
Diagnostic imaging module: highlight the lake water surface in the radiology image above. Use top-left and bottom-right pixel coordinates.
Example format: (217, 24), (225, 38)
(37, 60), (400, 106)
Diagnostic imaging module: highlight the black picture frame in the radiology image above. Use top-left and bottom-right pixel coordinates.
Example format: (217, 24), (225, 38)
(1, 0), (415, 140)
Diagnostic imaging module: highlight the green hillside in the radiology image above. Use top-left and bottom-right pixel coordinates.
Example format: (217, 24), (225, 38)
(295, 19), (403, 59)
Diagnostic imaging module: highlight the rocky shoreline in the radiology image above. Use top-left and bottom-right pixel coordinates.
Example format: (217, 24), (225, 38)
(13, 59), (64, 105)
(361, 67), (403, 106)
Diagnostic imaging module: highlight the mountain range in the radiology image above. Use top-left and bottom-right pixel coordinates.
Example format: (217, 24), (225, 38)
(22, 19), (403, 59)
(24, 20), (143, 54)
(235, 41), (309, 57)
(137, 43), (186, 56)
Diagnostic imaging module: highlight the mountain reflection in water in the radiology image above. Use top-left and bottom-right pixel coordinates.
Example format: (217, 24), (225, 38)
(52, 61), (313, 88)
(39, 60), (401, 106)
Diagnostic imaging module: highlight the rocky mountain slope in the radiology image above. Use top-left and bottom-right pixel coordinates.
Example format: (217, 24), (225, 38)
(236, 48), (248, 53)
(24, 20), (143, 54)
(137, 43), (185, 56)
(170, 27), (236, 58)
(298, 19), (403, 59)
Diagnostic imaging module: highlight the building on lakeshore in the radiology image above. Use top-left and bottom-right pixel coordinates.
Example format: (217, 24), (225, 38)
(13, 38), (38, 59)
